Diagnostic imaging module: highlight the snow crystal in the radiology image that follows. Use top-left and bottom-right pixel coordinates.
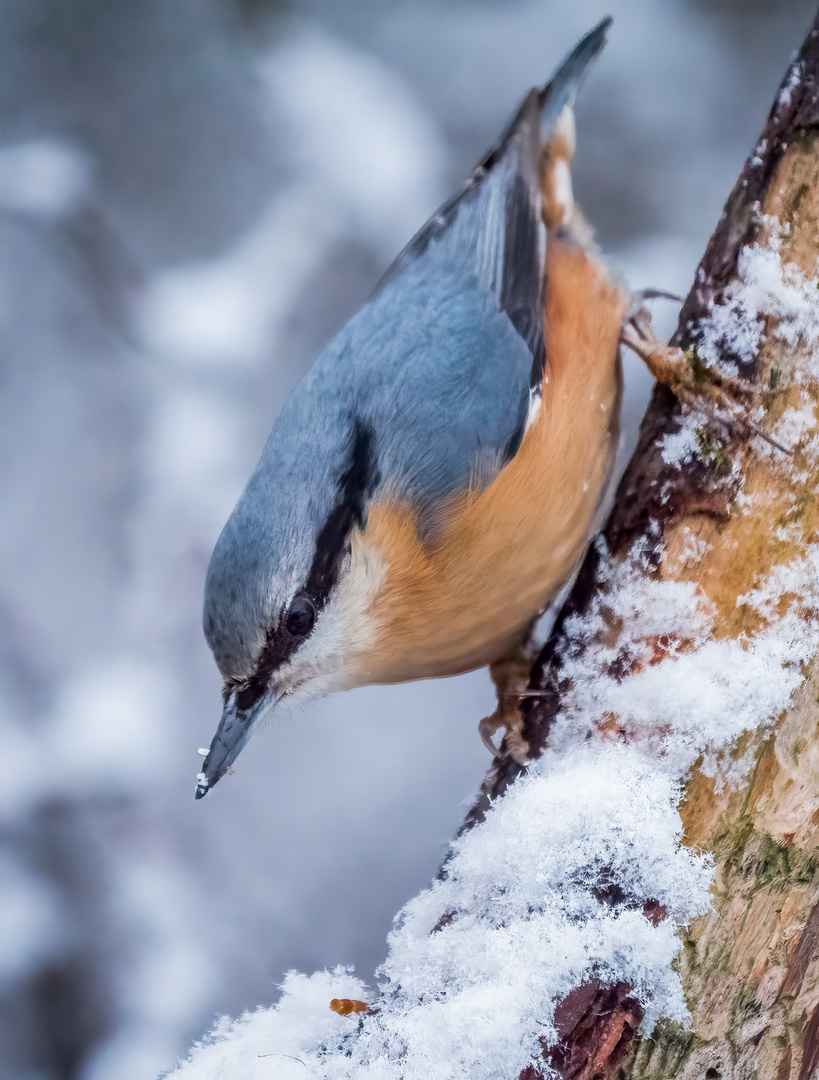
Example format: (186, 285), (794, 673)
(376, 746), (707, 1072)
(660, 224), (819, 474)
(172, 968), (370, 1080)
(701, 739), (760, 796)
(736, 548), (819, 622)
(173, 748), (707, 1080)
(772, 397), (818, 452)
(551, 557), (819, 779)
(677, 526), (710, 565)
(697, 234), (819, 376)
(750, 138), (768, 168)
(777, 60), (802, 109)
(701, 231), (819, 469)
(661, 417), (699, 465)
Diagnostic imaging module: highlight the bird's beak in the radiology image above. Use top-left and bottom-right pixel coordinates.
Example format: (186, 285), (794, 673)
(194, 692), (266, 799)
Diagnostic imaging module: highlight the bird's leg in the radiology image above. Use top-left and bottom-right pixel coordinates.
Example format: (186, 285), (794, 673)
(621, 303), (791, 455)
(622, 300), (752, 406)
(479, 647), (532, 765)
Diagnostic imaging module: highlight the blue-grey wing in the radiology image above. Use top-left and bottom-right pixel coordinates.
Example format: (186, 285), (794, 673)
(310, 261), (533, 520)
(241, 18), (612, 533)
(204, 20), (611, 674)
(375, 17), (610, 390)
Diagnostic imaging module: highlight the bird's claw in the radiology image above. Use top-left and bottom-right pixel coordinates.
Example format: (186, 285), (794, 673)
(478, 712), (503, 758)
(478, 651), (535, 765)
(478, 698), (531, 764)
(623, 288), (683, 330)
(621, 306), (791, 456)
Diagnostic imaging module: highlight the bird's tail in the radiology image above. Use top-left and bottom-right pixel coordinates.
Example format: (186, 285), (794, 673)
(373, 19), (611, 313)
(537, 17), (611, 143)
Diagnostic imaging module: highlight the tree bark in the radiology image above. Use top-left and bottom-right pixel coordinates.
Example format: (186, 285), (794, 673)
(461, 11), (819, 1077)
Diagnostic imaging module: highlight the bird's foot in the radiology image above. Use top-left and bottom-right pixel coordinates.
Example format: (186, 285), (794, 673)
(478, 698), (530, 764)
(479, 651), (532, 765)
(621, 304), (791, 455)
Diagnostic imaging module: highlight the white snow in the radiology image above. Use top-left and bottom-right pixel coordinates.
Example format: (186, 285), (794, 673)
(750, 137), (768, 168)
(714, 232), (819, 471)
(697, 232), (819, 378)
(664, 223), (819, 474)
(777, 60), (803, 109)
(376, 746), (707, 1072)
(661, 419), (699, 465)
(175, 968), (370, 1080)
(677, 526), (710, 565)
(172, 747), (707, 1080)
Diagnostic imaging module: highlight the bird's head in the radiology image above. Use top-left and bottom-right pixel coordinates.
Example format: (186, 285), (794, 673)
(196, 403), (382, 799)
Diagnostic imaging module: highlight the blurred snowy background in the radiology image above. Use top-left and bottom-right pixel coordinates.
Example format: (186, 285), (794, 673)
(0, 0), (814, 1077)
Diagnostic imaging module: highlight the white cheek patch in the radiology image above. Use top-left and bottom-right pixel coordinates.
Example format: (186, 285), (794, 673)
(283, 530), (387, 698)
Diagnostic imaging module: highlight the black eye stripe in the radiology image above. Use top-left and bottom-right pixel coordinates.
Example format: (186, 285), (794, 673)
(233, 418), (378, 712)
(304, 418), (378, 601)
(234, 677), (267, 712)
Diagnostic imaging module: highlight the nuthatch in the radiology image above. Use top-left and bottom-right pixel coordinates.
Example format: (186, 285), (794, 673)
(195, 19), (628, 798)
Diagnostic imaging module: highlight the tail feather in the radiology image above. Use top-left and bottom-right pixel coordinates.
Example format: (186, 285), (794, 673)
(374, 18), (612, 361)
(538, 17), (611, 142)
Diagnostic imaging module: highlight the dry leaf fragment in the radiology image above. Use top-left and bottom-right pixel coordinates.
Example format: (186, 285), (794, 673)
(329, 998), (369, 1016)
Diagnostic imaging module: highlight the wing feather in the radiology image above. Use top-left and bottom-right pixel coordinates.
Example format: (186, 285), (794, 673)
(375, 17), (611, 392)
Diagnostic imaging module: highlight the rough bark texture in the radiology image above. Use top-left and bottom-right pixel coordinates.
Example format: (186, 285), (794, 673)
(460, 11), (819, 1078)
(618, 28), (819, 1073)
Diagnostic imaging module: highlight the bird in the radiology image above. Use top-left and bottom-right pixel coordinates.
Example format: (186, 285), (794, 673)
(195, 18), (629, 799)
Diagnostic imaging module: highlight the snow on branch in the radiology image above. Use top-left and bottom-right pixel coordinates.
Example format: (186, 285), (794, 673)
(169, 12), (819, 1080)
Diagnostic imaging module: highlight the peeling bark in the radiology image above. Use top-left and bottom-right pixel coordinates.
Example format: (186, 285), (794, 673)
(457, 10), (819, 1078)
(544, 981), (645, 1080)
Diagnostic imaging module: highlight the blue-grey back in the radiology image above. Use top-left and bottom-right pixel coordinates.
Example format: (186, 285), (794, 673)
(204, 262), (531, 677)
(203, 19), (612, 680)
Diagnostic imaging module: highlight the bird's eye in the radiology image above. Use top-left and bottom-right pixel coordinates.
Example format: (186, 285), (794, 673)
(286, 596), (316, 637)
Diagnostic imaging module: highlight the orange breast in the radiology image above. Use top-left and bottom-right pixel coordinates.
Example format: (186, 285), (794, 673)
(355, 239), (627, 686)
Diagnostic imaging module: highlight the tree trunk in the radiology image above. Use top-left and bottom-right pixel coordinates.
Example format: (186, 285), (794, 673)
(468, 10), (819, 1077)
